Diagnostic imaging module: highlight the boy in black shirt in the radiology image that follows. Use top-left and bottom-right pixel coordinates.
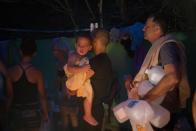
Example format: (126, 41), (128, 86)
(80, 29), (113, 131)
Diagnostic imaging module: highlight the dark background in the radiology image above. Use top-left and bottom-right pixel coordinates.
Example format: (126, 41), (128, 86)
(0, 0), (196, 39)
(0, 0), (196, 129)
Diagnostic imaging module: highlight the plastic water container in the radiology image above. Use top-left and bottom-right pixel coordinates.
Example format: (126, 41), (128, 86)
(150, 103), (170, 128)
(130, 121), (154, 131)
(113, 101), (129, 123)
(113, 99), (155, 125)
(138, 80), (154, 97)
(138, 80), (165, 104)
(145, 66), (165, 85)
(125, 100), (154, 126)
(95, 22), (98, 29)
(90, 23), (94, 32)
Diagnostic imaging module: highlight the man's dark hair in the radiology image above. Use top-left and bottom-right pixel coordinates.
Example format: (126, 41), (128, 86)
(149, 12), (170, 34)
(20, 38), (37, 56)
(75, 33), (92, 44)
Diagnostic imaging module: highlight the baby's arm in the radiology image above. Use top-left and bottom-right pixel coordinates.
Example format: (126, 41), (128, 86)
(85, 69), (95, 80)
(66, 53), (90, 74)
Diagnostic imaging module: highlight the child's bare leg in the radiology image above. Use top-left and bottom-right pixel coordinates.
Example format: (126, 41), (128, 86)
(83, 98), (98, 126)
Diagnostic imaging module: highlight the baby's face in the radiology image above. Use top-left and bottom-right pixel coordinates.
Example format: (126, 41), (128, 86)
(76, 37), (92, 56)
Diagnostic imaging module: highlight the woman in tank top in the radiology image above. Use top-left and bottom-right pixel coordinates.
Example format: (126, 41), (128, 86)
(7, 38), (48, 131)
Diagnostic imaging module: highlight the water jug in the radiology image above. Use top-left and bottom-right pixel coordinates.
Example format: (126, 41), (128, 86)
(145, 66), (165, 85)
(150, 103), (170, 128)
(125, 100), (154, 125)
(138, 80), (153, 97)
(138, 80), (165, 104)
(113, 100), (129, 123)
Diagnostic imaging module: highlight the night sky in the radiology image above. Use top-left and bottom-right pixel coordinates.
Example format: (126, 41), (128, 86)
(0, 0), (195, 39)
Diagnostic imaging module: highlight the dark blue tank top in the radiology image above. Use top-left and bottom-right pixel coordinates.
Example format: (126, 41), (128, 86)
(12, 65), (38, 105)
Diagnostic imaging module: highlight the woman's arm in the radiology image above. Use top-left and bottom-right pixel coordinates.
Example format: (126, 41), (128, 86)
(143, 64), (180, 102)
(193, 92), (196, 128)
(36, 71), (49, 121)
(5, 74), (13, 111)
(2, 63), (13, 111)
(0, 60), (6, 75)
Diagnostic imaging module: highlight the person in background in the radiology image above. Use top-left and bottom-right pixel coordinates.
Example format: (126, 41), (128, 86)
(7, 38), (48, 131)
(125, 13), (190, 130)
(193, 92), (196, 129)
(117, 22), (146, 67)
(110, 27), (120, 43)
(120, 32), (149, 76)
(53, 37), (69, 80)
(80, 29), (113, 131)
(0, 60), (9, 131)
(52, 37), (80, 131)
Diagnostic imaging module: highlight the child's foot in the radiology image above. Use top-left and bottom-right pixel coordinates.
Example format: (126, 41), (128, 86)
(67, 89), (77, 96)
(83, 115), (98, 126)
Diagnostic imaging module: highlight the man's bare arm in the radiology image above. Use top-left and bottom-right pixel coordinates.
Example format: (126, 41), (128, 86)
(143, 64), (180, 102)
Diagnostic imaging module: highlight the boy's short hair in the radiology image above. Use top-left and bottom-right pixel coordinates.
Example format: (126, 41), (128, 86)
(92, 29), (110, 46)
(20, 37), (37, 56)
(75, 33), (92, 45)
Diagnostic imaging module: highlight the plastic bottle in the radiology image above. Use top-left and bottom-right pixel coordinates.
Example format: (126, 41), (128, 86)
(125, 100), (154, 125)
(112, 101), (129, 123)
(90, 23), (94, 32)
(95, 22), (98, 29)
(150, 103), (170, 128)
(138, 80), (154, 97)
(138, 80), (165, 104)
(145, 66), (165, 85)
(131, 121), (154, 131)
(113, 99), (155, 125)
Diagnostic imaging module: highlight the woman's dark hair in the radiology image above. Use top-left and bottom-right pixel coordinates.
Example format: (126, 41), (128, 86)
(20, 38), (37, 56)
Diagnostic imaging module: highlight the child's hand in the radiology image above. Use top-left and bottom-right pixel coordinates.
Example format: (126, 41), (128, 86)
(86, 69), (95, 79)
(124, 74), (133, 91)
